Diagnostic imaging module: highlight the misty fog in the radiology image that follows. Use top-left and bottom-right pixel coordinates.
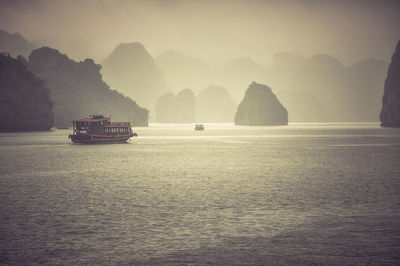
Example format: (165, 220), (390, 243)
(1, 0), (399, 66)
(0, 0), (399, 122)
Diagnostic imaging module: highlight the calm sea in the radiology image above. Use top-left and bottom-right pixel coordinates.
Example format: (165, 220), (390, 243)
(1, 123), (400, 265)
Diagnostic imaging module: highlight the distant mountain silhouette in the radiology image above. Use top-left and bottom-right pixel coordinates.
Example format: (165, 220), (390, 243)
(132, 47), (389, 122)
(267, 53), (388, 122)
(0, 53), (53, 131)
(154, 89), (195, 123)
(273, 52), (307, 68)
(347, 58), (388, 121)
(0, 29), (36, 58)
(101, 42), (168, 108)
(154, 92), (176, 123)
(196, 85), (236, 122)
(175, 89), (195, 123)
(155, 51), (211, 92)
(235, 82), (288, 126)
(380, 40), (400, 127)
(291, 54), (349, 121)
(212, 58), (269, 101)
(274, 89), (330, 122)
(27, 47), (148, 127)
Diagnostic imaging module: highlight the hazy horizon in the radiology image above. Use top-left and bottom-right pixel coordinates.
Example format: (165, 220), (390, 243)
(1, 0), (399, 67)
(1, 1), (400, 264)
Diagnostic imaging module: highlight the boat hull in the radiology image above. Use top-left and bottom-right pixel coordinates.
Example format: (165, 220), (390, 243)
(69, 134), (133, 144)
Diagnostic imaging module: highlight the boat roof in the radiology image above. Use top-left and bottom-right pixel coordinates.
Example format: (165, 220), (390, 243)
(105, 122), (131, 127)
(72, 117), (110, 122)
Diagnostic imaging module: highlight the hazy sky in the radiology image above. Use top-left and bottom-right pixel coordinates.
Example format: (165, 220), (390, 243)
(1, 0), (399, 67)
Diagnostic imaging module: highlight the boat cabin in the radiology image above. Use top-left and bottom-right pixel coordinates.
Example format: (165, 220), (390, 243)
(69, 115), (135, 144)
(72, 115), (132, 135)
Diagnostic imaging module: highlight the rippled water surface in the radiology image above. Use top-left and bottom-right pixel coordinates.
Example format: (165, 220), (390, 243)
(1, 123), (400, 265)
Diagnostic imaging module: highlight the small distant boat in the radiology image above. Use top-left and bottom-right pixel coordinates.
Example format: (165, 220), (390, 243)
(195, 124), (205, 131)
(68, 115), (136, 144)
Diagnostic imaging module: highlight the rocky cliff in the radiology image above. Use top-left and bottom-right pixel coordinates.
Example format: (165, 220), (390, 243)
(27, 47), (148, 127)
(0, 29), (36, 58)
(0, 53), (53, 131)
(380, 40), (400, 127)
(101, 42), (168, 108)
(235, 82), (288, 126)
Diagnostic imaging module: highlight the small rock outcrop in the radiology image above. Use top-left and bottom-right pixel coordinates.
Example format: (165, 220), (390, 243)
(0, 29), (36, 58)
(380, 40), (400, 127)
(0, 53), (53, 131)
(27, 47), (148, 127)
(234, 82), (288, 126)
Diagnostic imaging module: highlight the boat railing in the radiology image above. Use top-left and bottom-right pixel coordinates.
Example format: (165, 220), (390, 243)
(110, 122), (131, 126)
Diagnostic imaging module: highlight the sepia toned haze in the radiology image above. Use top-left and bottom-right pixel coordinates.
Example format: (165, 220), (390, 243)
(2, 1), (400, 264)
(1, 0), (399, 121)
(0, 0), (399, 67)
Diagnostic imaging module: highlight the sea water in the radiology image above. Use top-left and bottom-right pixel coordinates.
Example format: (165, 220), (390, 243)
(1, 123), (400, 265)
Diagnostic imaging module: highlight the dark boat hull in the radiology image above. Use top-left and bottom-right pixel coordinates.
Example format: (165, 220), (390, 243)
(69, 134), (133, 144)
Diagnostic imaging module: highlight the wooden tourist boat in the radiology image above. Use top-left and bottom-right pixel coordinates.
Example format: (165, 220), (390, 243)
(68, 115), (136, 144)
